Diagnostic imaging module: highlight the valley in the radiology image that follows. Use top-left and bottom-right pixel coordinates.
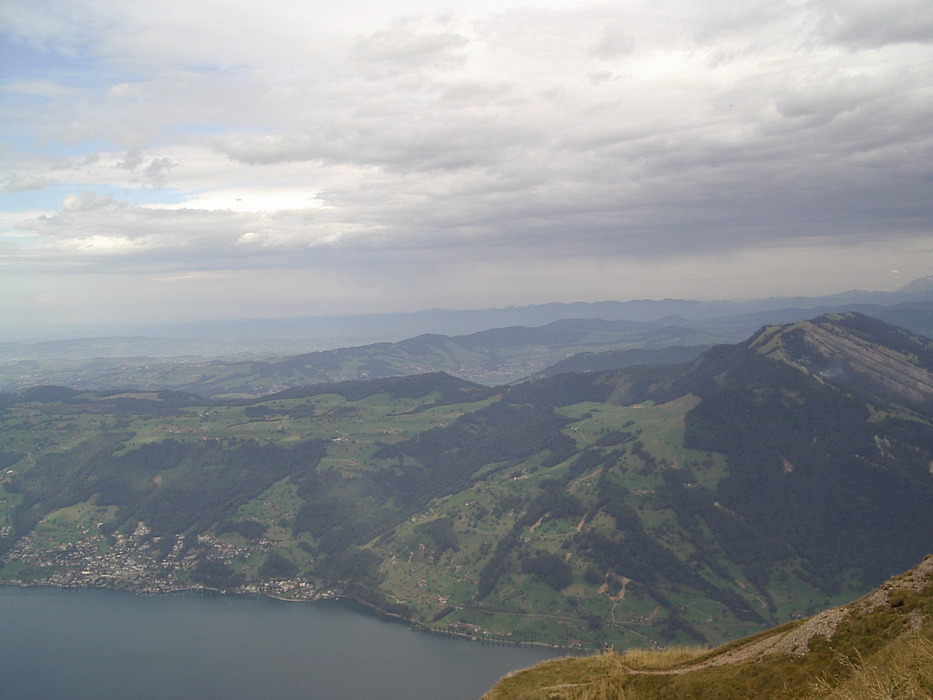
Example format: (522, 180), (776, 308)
(0, 312), (931, 653)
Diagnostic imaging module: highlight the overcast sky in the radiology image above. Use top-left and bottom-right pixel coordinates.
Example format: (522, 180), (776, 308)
(2, 0), (932, 336)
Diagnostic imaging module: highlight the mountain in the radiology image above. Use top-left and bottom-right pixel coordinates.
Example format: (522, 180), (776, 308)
(363, 312), (933, 646)
(482, 555), (933, 699)
(0, 319), (727, 396)
(749, 312), (933, 413)
(3, 276), (933, 397)
(899, 274), (933, 293)
(529, 345), (711, 378)
(2, 301), (931, 399)
(664, 299), (933, 340)
(0, 312), (930, 651)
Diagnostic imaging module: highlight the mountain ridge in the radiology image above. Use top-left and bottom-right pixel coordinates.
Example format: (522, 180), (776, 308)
(750, 313), (933, 413)
(2, 301), (931, 399)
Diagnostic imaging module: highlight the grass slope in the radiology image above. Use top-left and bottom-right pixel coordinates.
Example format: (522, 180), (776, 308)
(482, 556), (933, 699)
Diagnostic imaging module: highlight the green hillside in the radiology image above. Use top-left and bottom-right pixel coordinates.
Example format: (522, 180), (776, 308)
(482, 555), (933, 699)
(0, 313), (931, 651)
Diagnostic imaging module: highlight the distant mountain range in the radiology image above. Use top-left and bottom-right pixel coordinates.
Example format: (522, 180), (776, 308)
(0, 318), (723, 396)
(1, 311), (930, 651)
(1, 278), (932, 397)
(109, 272), (933, 344)
(5, 274), (933, 355)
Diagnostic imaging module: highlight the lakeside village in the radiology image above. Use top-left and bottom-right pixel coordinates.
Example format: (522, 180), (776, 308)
(1, 523), (580, 650)
(0, 521), (336, 602)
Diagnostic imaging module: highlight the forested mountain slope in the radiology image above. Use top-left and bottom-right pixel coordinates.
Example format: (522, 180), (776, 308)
(0, 313), (930, 650)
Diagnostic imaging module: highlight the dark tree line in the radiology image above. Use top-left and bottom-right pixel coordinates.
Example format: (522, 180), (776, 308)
(682, 350), (933, 592)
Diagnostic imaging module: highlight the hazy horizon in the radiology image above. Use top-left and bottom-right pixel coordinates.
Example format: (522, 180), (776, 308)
(4, 274), (931, 345)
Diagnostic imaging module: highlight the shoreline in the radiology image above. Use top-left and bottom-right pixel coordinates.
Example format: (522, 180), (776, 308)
(0, 579), (585, 652)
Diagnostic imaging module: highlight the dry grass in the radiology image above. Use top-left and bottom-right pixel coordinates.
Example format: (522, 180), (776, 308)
(482, 646), (709, 700)
(619, 644), (709, 670)
(812, 631), (933, 700)
(484, 634), (933, 700)
(484, 558), (933, 700)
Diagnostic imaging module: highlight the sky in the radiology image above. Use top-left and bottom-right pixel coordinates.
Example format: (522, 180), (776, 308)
(2, 0), (932, 336)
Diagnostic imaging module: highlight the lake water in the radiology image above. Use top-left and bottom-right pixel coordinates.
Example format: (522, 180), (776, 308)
(0, 586), (561, 700)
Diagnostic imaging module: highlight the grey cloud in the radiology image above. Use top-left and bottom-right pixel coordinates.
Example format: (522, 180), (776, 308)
(115, 151), (177, 185)
(12, 111), (933, 278)
(211, 47), (933, 262)
(809, 0), (933, 48)
(5, 1), (933, 312)
(772, 69), (889, 126)
(117, 150), (145, 170)
(352, 119), (530, 173)
(586, 71), (618, 85)
(1, 175), (53, 192)
(142, 156), (176, 186)
(691, 0), (798, 41)
(77, 153), (101, 168)
(212, 134), (321, 165)
(215, 100), (532, 173)
(9, 189), (407, 271)
(61, 192), (121, 212)
(590, 29), (635, 58)
(351, 24), (469, 77)
(437, 81), (517, 108)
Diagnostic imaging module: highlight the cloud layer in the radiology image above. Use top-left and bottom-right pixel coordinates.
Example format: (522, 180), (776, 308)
(2, 0), (931, 332)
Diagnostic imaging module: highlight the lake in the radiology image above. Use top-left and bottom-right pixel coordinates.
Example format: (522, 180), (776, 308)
(0, 586), (562, 700)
